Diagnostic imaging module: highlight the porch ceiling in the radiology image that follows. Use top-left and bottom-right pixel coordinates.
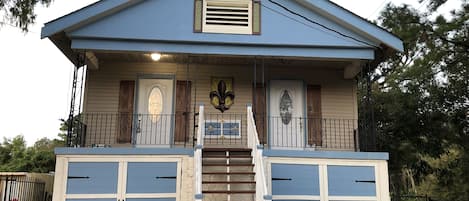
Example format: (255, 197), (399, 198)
(93, 51), (353, 69)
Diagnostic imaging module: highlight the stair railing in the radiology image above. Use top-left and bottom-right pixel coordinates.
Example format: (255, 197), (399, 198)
(247, 105), (271, 201)
(194, 105), (205, 201)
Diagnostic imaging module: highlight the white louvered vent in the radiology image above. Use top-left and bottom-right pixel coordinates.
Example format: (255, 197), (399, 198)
(203, 0), (252, 34)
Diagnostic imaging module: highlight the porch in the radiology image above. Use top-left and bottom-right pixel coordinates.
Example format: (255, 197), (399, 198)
(62, 51), (369, 151)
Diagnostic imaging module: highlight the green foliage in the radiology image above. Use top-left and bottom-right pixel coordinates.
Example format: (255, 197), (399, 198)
(0, 135), (64, 173)
(372, 0), (468, 200)
(0, 0), (53, 32)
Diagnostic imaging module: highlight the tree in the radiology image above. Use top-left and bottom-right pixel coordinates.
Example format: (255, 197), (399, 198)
(370, 0), (469, 200)
(0, 135), (63, 173)
(0, 0), (53, 32)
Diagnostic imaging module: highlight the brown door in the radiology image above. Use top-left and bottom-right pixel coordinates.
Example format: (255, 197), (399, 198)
(253, 83), (267, 144)
(307, 85), (322, 145)
(118, 80), (135, 143)
(175, 80), (192, 143)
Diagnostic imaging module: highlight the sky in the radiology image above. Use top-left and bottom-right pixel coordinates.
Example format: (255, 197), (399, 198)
(0, 0), (461, 145)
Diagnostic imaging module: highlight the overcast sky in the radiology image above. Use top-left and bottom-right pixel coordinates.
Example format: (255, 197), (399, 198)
(0, 0), (461, 145)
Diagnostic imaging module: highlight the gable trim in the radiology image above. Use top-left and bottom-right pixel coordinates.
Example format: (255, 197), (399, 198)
(296, 0), (403, 52)
(41, 0), (144, 39)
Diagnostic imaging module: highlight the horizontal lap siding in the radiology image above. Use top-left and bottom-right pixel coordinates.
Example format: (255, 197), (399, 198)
(263, 65), (356, 120)
(83, 61), (357, 149)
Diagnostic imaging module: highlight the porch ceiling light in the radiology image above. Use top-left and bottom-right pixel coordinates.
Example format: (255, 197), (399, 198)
(151, 53), (161, 61)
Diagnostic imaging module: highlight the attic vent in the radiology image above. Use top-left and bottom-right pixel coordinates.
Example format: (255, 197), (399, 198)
(203, 0), (252, 34)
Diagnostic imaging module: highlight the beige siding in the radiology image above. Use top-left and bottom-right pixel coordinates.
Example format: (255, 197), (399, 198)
(83, 61), (357, 149)
(85, 62), (355, 118)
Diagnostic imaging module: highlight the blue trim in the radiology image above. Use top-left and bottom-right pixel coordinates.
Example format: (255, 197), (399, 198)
(41, 0), (143, 38)
(263, 149), (389, 160)
(42, 0), (402, 52)
(55, 148), (194, 156)
(304, 0), (403, 51)
(70, 38), (375, 60)
(194, 194), (203, 199)
(263, 195), (273, 200)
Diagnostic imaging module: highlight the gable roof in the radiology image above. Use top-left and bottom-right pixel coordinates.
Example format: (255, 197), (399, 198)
(41, 0), (403, 62)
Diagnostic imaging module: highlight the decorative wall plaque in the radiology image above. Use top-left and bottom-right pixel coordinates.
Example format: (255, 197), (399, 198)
(209, 77), (235, 113)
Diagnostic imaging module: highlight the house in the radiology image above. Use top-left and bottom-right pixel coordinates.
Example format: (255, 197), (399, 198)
(0, 172), (54, 201)
(41, 0), (403, 201)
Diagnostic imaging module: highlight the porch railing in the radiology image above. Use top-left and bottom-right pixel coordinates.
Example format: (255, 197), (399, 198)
(194, 105), (204, 201)
(67, 113), (359, 151)
(255, 115), (359, 151)
(247, 106), (271, 201)
(69, 113), (194, 147)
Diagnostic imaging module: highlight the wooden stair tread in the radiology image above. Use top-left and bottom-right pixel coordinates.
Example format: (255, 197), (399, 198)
(203, 163), (254, 166)
(203, 148), (252, 152)
(203, 172), (255, 175)
(203, 181), (256, 184)
(203, 155), (252, 158)
(202, 190), (255, 194)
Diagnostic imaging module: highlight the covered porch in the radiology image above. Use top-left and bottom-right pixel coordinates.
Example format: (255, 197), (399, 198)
(69, 51), (365, 151)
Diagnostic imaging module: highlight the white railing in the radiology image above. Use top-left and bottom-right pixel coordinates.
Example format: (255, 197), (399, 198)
(194, 105), (205, 201)
(247, 106), (271, 201)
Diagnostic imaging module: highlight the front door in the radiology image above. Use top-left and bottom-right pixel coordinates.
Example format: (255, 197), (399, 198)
(136, 77), (174, 147)
(269, 80), (305, 148)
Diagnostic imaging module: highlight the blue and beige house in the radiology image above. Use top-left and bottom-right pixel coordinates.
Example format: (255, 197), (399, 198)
(41, 0), (403, 201)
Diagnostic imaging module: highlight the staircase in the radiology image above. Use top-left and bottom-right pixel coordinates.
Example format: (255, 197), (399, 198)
(202, 148), (255, 201)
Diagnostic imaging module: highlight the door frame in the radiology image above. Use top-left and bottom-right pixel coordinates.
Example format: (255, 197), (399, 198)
(133, 74), (176, 147)
(267, 80), (307, 149)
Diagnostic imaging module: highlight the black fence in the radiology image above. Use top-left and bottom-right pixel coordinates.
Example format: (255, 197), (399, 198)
(254, 115), (359, 150)
(67, 113), (360, 151)
(69, 113), (195, 148)
(0, 177), (46, 201)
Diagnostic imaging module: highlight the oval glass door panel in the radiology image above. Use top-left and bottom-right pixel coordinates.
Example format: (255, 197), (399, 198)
(279, 90), (293, 125)
(148, 87), (163, 123)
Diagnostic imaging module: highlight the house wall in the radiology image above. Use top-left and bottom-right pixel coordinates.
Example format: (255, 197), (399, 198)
(82, 61), (358, 148)
(84, 61), (356, 118)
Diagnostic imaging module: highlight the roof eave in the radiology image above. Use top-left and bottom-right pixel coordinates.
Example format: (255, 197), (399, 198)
(297, 0), (404, 52)
(41, 0), (144, 39)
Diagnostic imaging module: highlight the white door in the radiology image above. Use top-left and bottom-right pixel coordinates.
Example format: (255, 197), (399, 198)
(269, 80), (305, 149)
(136, 78), (174, 147)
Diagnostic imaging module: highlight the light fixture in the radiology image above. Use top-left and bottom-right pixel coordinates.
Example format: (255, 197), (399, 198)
(150, 53), (161, 61)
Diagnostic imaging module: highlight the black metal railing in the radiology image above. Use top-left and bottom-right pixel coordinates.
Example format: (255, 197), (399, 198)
(69, 113), (194, 148)
(254, 115), (359, 151)
(67, 113), (359, 151)
(1, 177), (46, 201)
(203, 113), (246, 146)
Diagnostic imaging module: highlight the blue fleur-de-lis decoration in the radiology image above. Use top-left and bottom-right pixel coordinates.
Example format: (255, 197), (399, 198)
(209, 80), (235, 113)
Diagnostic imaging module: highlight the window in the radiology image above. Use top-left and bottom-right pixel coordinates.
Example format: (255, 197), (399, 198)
(203, 0), (252, 34)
